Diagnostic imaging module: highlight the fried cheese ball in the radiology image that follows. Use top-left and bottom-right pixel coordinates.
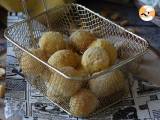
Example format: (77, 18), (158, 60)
(90, 39), (117, 65)
(89, 70), (125, 97)
(70, 30), (96, 53)
(76, 65), (89, 87)
(47, 91), (67, 104)
(47, 67), (82, 97)
(48, 49), (80, 68)
(76, 65), (89, 77)
(69, 89), (99, 117)
(20, 48), (47, 76)
(81, 47), (110, 74)
(40, 68), (51, 83)
(0, 84), (5, 98)
(39, 31), (66, 57)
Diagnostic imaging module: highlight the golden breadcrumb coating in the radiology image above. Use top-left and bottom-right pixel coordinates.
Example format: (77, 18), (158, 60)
(69, 89), (99, 117)
(20, 48), (47, 76)
(90, 39), (117, 65)
(48, 49), (80, 68)
(89, 70), (125, 97)
(47, 67), (82, 97)
(70, 30), (96, 53)
(81, 47), (110, 74)
(39, 31), (66, 57)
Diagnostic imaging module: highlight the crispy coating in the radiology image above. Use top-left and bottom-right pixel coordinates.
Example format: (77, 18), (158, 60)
(20, 48), (47, 76)
(47, 67), (82, 97)
(89, 70), (125, 97)
(39, 31), (66, 57)
(70, 30), (96, 53)
(48, 49), (80, 68)
(69, 89), (99, 117)
(90, 39), (117, 65)
(81, 47), (110, 74)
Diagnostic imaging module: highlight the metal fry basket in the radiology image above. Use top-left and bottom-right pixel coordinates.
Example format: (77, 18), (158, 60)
(4, 3), (149, 117)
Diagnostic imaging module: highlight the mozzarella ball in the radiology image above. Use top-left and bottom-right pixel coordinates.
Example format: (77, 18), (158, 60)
(20, 48), (47, 76)
(76, 65), (89, 87)
(40, 68), (51, 83)
(81, 47), (110, 74)
(76, 65), (89, 77)
(70, 30), (96, 53)
(90, 39), (117, 65)
(69, 89), (99, 117)
(0, 68), (5, 77)
(47, 67), (82, 97)
(48, 49), (80, 68)
(39, 31), (66, 57)
(89, 70), (125, 97)
(47, 94), (67, 104)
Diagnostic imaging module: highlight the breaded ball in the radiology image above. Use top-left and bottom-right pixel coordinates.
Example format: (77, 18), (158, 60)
(90, 39), (117, 65)
(47, 67), (82, 97)
(76, 65), (89, 87)
(39, 31), (66, 57)
(20, 48), (47, 76)
(89, 70), (125, 97)
(65, 40), (75, 51)
(76, 65), (89, 77)
(0, 84), (5, 98)
(40, 68), (51, 82)
(69, 89), (99, 117)
(81, 47), (110, 74)
(47, 91), (67, 104)
(70, 30), (96, 53)
(48, 49), (80, 68)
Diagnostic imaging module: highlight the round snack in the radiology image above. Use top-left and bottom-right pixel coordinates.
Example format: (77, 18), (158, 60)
(69, 89), (99, 117)
(20, 48), (47, 76)
(89, 70), (125, 97)
(0, 68), (5, 77)
(90, 39), (117, 65)
(47, 92), (67, 104)
(81, 47), (110, 74)
(47, 67), (82, 97)
(39, 31), (66, 57)
(70, 30), (96, 53)
(76, 65), (89, 87)
(48, 49), (80, 68)
(0, 84), (5, 98)
(76, 65), (88, 77)
(40, 68), (51, 83)
(65, 40), (75, 51)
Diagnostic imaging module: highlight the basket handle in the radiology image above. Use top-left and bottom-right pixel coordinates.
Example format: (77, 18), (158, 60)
(21, 0), (51, 28)
(20, 0), (51, 48)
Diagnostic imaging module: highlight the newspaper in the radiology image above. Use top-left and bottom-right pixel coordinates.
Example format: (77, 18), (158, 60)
(5, 45), (160, 120)
(3, 13), (160, 120)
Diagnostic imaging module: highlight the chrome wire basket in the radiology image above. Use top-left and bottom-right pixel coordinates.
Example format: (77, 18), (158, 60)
(4, 3), (149, 117)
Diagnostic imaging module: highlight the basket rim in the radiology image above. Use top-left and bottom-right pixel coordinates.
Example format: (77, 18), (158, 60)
(4, 3), (149, 81)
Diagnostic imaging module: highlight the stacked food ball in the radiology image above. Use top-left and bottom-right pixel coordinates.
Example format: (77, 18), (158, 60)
(20, 30), (126, 117)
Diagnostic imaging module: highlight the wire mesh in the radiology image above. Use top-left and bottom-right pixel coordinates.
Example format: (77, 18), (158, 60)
(4, 3), (149, 117)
